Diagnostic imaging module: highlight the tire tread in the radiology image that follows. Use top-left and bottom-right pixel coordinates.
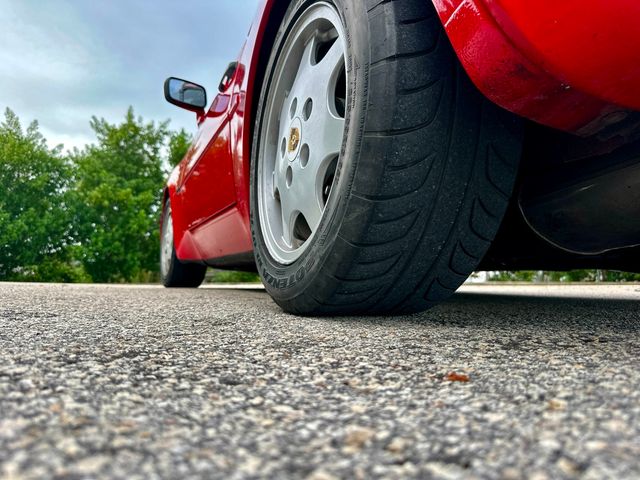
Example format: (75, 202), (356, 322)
(318, 0), (521, 313)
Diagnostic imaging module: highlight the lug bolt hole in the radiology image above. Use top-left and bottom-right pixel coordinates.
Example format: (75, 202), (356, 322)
(300, 144), (309, 168)
(286, 166), (293, 187)
(303, 98), (313, 121)
(280, 137), (287, 157)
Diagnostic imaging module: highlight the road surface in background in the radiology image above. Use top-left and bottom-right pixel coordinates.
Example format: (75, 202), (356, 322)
(1, 283), (638, 479)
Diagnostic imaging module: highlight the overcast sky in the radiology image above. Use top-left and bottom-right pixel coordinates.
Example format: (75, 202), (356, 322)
(0, 0), (261, 151)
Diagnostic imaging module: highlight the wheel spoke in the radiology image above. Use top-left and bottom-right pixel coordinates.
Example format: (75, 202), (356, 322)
(279, 99), (290, 138)
(314, 38), (344, 83)
(280, 161), (324, 242)
(288, 36), (317, 101)
(301, 110), (344, 195)
(299, 190), (323, 232)
(278, 180), (296, 246)
(301, 34), (318, 73)
(322, 112), (345, 158)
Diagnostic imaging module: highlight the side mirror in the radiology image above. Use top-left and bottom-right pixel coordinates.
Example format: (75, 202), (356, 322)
(164, 77), (207, 112)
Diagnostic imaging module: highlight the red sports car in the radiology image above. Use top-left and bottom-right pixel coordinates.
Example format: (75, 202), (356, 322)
(161, 0), (640, 314)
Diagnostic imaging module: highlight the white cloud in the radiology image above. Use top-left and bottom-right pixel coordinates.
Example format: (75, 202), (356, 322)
(0, 0), (261, 149)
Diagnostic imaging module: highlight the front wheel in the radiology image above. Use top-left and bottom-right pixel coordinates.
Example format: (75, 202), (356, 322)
(160, 201), (207, 288)
(250, 0), (522, 315)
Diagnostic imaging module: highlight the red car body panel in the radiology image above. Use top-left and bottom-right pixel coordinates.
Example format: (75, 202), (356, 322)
(433, 0), (640, 132)
(165, 0), (640, 263)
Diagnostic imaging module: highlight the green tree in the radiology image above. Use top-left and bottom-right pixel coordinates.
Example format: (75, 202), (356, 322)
(167, 128), (192, 168)
(487, 270), (640, 282)
(488, 271), (537, 282)
(0, 108), (84, 281)
(71, 108), (167, 282)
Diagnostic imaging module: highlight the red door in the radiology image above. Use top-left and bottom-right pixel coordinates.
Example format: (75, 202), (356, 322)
(176, 90), (236, 231)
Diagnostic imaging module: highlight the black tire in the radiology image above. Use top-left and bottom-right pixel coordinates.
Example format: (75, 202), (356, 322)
(250, 0), (523, 314)
(160, 201), (207, 288)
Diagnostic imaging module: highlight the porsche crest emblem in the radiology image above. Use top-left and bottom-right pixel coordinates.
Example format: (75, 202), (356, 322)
(288, 127), (300, 152)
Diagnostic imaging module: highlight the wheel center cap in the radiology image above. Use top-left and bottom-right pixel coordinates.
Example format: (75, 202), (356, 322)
(288, 127), (300, 153)
(286, 118), (303, 162)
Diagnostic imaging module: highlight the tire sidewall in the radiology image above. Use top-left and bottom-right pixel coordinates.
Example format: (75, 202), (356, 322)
(250, 0), (370, 309)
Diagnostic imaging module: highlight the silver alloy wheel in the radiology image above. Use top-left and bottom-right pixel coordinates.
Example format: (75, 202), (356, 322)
(161, 208), (174, 278)
(258, 2), (348, 265)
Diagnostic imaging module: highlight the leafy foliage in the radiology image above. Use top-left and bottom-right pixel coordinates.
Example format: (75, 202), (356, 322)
(70, 108), (168, 282)
(209, 270), (260, 283)
(0, 108), (76, 280)
(487, 270), (640, 282)
(0, 107), (191, 282)
(167, 128), (192, 168)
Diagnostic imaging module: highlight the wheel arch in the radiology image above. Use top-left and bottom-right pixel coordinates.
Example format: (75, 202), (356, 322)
(245, 0), (291, 171)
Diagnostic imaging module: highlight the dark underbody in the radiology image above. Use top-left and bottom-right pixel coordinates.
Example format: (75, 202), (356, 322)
(483, 113), (640, 273)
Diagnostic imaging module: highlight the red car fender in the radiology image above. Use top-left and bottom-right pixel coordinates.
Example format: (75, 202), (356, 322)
(432, 0), (640, 133)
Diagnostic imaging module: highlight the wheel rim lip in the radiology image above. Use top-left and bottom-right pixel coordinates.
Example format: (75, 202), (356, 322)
(161, 210), (173, 277)
(257, 1), (348, 266)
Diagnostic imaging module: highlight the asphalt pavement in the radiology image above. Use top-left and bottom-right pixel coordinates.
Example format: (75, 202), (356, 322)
(1, 282), (639, 479)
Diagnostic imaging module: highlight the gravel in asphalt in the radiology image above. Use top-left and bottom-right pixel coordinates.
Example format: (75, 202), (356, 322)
(0, 282), (639, 479)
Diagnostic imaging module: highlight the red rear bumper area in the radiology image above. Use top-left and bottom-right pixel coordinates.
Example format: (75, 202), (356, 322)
(433, 0), (640, 133)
